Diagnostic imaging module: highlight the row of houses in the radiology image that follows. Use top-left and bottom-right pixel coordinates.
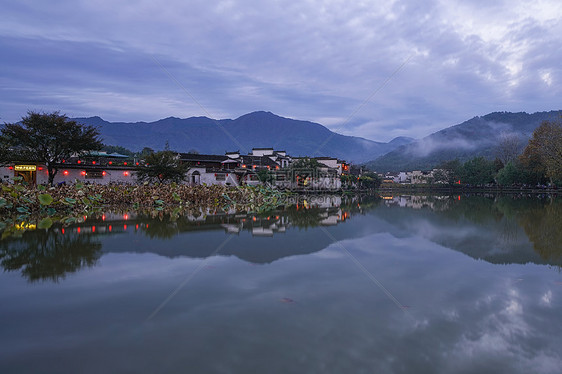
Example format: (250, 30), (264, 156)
(381, 169), (449, 184)
(1, 147), (351, 189)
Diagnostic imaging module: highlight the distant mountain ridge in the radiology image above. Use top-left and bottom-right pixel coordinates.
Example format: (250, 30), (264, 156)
(74, 111), (413, 163)
(366, 110), (562, 172)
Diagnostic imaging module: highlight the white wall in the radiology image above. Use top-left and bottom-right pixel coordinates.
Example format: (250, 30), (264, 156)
(252, 149), (274, 156)
(1, 166), (137, 185)
(187, 168), (240, 186)
(317, 158), (338, 169)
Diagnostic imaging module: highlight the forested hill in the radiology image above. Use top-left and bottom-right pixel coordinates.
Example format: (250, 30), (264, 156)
(74, 111), (413, 163)
(366, 110), (562, 172)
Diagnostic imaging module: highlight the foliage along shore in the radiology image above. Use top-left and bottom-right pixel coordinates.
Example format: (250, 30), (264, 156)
(0, 180), (290, 237)
(377, 183), (560, 195)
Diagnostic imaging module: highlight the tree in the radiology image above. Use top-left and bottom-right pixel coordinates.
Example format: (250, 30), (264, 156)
(520, 120), (562, 184)
(357, 172), (382, 189)
(135, 150), (188, 184)
(435, 159), (462, 185)
(495, 132), (522, 165)
(1, 111), (102, 185)
(460, 157), (496, 185)
(496, 161), (522, 186)
(101, 144), (134, 157)
(256, 169), (274, 185)
(289, 158), (323, 180)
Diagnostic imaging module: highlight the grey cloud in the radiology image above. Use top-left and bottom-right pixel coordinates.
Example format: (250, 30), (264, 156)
(1, 0), (561, 140)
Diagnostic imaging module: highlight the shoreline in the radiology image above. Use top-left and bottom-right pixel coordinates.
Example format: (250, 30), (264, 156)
(376, 184), (560, 195)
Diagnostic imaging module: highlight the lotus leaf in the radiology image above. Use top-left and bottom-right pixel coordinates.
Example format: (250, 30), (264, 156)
(38, 194), (54, 205)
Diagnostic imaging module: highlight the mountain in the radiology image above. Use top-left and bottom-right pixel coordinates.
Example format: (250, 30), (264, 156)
(366, 110), (562, 172)
(74, 111), (413, 163)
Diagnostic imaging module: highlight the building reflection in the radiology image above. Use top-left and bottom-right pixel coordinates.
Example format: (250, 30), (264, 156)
(382, 194), (455, 211)
(3, 194), (558, 283)
(0, 195), (380, 280)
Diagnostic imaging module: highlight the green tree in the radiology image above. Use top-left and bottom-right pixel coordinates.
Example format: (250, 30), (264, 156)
(256, 169), (274, 185)
(357, 172), (382, 189)
(101, 144), (134, 157)
(135, 150), (188, 184)
(289, 158), (323, 184)
(460, 157), (496, 185)
(520, 120), (562, 185)
(139, 147), (155, 159)
(0, 111), (102, 186)
(496, 161), (523, 186)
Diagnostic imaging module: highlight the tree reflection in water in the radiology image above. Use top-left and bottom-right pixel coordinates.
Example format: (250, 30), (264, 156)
(0, 229), (102, 282)
(381, 194), (562, 267)
(516, 197), (562, 263)
(1, 194), (560, 282)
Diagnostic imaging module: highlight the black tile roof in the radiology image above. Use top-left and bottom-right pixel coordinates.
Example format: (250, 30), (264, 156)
(179, 153), (228, 162)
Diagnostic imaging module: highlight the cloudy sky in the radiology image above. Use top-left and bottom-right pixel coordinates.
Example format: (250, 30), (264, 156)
(1, 0), (561, 141)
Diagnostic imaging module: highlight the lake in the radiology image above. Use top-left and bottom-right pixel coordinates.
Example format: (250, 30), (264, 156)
(1, 194), (561, 374)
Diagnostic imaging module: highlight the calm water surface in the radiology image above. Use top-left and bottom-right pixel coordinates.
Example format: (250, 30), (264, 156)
(1, 195), (561, 374)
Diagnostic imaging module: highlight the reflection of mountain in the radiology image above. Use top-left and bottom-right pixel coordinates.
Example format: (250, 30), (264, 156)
(377, 195), (562, 267)
(0, 230), (102, 282)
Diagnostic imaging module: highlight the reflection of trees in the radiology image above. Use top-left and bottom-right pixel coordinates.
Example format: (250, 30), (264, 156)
(283, 207), (334, 229)
(442, 195), (562, 265)
(517, 198), (562, 263)
(341, 195), (381, 213)
(141, 219), (180, 239)
(439, 195), (501, 224)
(0, 230), (102, 282)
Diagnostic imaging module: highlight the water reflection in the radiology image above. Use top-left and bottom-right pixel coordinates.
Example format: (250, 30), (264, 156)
(0, 195), (377, 280)
(1, 194), (561, 283)
(0, 229), (101, 282)
(380, 194), (562, 267)
(1, 194), (561, 374)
